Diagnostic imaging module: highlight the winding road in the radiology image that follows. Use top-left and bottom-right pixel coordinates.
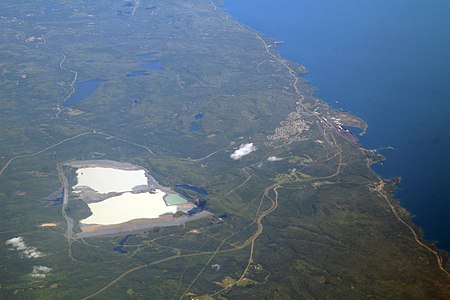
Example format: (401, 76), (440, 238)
(57, 163), (75, 258)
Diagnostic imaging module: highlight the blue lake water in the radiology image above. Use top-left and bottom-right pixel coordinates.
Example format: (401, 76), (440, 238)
(191, 113), (204, 131)
(225, 0), (450, 250)
(188, 200), (207, 216)
(113, 245), (128, 254)
(64, 79), (104, 107)
(126, 70), (150, 77)
(136, 52), (159, 60)
(113, 235), (132, 254)
(127, 53), (163, 77)
(176, 184), (208, 195)
(140, 60), (162, 71)
(190, 122), (202, 132)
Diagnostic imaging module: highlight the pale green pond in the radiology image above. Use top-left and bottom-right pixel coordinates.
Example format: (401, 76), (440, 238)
(164, 194), (188, 205)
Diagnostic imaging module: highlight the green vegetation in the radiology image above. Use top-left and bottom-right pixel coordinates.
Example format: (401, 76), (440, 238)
(0, 0), (448, 299)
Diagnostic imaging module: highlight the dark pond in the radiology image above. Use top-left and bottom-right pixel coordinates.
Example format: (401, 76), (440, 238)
(136, 52), (159, 60)
(140, 60), (162, 71)
(187, 200), (207, 216)
(176, 184), (208, 195)
(64, 79), (104, 107)
(42, 189), (63, 206)
(127, 52), (163, 77)
(190, 122), (201, 132)
(126, 70), (150, 77)
(113, 235), (132, 254)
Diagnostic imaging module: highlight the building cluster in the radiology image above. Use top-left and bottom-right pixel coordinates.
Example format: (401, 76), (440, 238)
(266, 109), (310, 146)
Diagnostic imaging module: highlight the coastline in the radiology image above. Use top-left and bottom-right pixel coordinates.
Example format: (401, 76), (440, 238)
(223, 0), (450, 252)
(220, 0), (449, 273)
(0, 1), (449, 298)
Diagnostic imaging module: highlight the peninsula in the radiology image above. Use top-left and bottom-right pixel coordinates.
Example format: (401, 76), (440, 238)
(0, 0), (448, 299)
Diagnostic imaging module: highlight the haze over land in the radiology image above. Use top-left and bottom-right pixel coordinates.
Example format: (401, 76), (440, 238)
(226, 0), (450, 250)
(0, 0), (449, 299)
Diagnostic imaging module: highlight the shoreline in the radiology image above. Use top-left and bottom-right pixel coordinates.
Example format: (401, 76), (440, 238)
(78, 211), (213, 238)
(62, 160), (209, 238)
(223, 0), (450, 251)
(65, 159), (168, 192)
(220, 0), (449, 272)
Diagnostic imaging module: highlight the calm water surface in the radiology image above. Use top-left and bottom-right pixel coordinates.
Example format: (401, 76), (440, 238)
(225, 0), (450, 250)
(64, 79), (104, 107)
(126, 53), (163, 77)
(176, 184), (208, 195)
(126, 70), (150, 77)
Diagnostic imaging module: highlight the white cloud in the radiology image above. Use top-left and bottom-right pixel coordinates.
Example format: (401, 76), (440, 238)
(267, 156), (283, 162)
(6, 237), (27, 250)
(6, 236), (44, 258)
(24, 248), (44, 258)
(30, 265), (52, 278)
(230, 143), (257, 160)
